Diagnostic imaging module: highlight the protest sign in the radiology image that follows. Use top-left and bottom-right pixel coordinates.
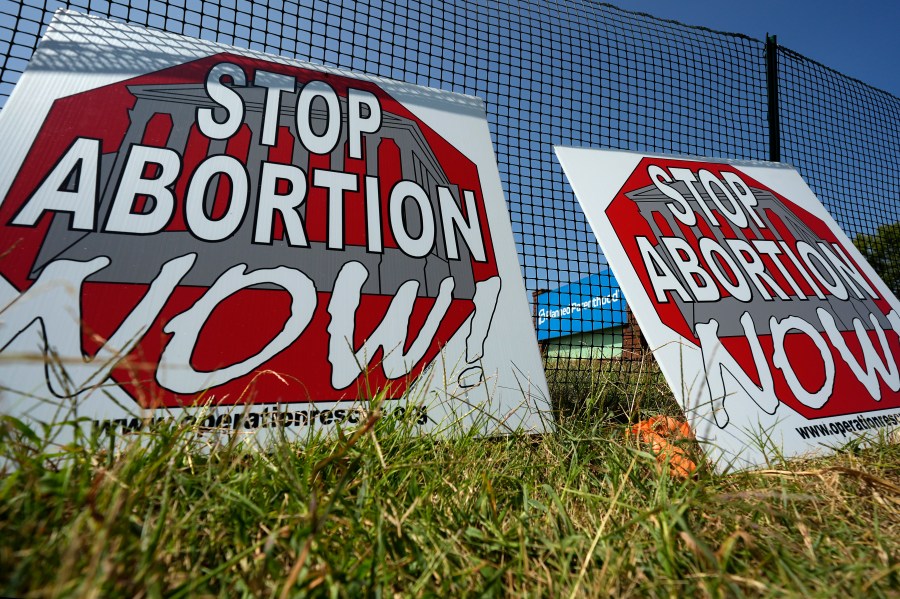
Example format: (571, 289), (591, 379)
(556, 147), (900, 469)
(0, 11), (550, 440)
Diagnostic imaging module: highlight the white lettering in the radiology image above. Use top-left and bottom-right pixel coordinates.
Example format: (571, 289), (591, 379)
(0, 254), (195, 397)
(699, 169), (747, 228)
(638, 237), (692, 303)
(185, 154), (249, 242)
(296, 80), (341, 155)
(670, 167), (719, 226)
(105, 144), (181, 234)
(649, 165), (695, 226)
(818, 308), (900, 400)
(327, 261), (453, 388)
(662, 237), (720, 302)
(770, 315), (835, 409)
(364, 175), (383, 253)
(253, 162), (309, 246)
(699, 237), (752, 301)
(439, 187), (486, 262)
(721, 171), (766, 228)
(198, 62), (246, 140)
(254, 70), (296, 146)
(12, 137), (100, 230)
(819, 242), (878, 300)
(725, 239), (790, 300)
(696, 312), (778, 428)
(389, 180), (435, 258)
(751, 239), (807, 299)
(313, 169), (359, 250)
(797, 241), (848, 300)
(157, 264), (316, 393)
(347, 89), (382, 159)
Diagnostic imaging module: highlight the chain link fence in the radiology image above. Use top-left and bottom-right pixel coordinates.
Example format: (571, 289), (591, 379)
(1, 0), (898, 412)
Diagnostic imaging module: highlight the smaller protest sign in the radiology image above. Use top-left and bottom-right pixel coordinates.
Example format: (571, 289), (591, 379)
(556, 147), (900, 470)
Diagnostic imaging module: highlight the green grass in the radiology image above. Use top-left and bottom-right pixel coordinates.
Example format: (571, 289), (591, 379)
(2, 374), (899, 597)
(545, 356), (680, 422)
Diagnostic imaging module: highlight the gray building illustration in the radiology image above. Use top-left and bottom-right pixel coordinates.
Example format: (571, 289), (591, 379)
(30, 74), (484, 302)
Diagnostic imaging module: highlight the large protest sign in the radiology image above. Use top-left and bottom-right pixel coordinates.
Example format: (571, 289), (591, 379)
(0, 11), (551, 440)
(556, 147), (900, 470)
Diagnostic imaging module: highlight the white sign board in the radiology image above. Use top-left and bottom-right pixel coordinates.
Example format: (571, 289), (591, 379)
(0, 11), (551, 441)
(556, 147), (900, 470)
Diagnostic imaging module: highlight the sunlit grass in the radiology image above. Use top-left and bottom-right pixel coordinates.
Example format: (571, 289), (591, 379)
(1, 365), (899, 597)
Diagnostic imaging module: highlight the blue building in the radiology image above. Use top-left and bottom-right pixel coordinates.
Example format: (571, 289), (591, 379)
(534, 269), (635, 359)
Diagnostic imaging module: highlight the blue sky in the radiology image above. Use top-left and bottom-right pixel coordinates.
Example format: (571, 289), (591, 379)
(0, 0), (894, 292)
(614, 1), (900, 98)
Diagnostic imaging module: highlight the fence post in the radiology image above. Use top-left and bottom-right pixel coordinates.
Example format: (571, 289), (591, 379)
(765, 34), (780, 162)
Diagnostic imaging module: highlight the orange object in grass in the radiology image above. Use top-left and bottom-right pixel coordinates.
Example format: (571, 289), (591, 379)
(628, 416), (697, 478)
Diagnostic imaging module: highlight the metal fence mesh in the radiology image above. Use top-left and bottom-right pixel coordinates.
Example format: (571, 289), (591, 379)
(1, 0), (898, 409)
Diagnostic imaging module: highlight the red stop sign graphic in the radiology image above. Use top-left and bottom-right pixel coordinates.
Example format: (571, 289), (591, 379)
(0, 53), (499, 408)
(606, 157), (900, 420)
